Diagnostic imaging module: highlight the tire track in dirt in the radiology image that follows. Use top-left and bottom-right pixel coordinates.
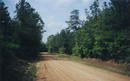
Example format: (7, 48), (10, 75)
(36, 54), (130, 81)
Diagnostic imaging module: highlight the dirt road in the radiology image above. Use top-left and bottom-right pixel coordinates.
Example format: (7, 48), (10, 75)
(36, 53), (130, 81)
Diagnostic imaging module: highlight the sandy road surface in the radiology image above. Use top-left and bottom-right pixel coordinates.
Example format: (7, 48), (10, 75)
(36, 53), (130, 81)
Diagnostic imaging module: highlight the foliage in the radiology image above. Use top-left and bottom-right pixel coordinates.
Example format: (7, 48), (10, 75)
(0, 0), (44, 81)
(58, 47), (66, 54)
(46, 29), (74, 54)
(15, 0), (44, 60)
(40, 42), (48, 52)
(66, 9), (82, 32)
(46, 0), (130, 63)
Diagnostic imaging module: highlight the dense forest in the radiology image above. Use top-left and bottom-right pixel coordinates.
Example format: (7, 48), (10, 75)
(46, 0), (130, 62)
(0, 0), (44, 81)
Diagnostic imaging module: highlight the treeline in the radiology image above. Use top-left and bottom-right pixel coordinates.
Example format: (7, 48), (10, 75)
(46, 0), (130, 62)
(0, 0), (44, 81)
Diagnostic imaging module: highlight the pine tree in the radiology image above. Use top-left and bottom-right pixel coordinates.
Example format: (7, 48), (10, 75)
(66, 9), (81, 32)
(15, 0), (44, 60)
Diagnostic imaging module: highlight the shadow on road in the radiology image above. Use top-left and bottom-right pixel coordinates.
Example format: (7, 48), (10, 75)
(39, 52), (62, 61)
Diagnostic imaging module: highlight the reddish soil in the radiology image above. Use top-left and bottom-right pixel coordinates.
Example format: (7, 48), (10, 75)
(36, 52), (130, 81)
(83, 58), (130, 73)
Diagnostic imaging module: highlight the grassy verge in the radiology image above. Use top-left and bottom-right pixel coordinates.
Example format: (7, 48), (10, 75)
(57, 54), (130, 76)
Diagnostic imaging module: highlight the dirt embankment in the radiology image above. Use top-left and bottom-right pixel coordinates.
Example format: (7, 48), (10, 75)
(82, 58), (130, 75)
(36, 53), (130, 81)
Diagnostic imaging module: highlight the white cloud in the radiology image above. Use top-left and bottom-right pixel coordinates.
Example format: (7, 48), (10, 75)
(81, 0), (92, 6)
(54, 0), (75, 7)
(43, 21), (67, 42)
(82, 0), (91, 3)
(27, 0), (74, 8)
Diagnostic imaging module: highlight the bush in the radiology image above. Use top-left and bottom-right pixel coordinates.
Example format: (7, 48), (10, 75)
(2, 58), (36, 81)
(58, 47), (66, 54)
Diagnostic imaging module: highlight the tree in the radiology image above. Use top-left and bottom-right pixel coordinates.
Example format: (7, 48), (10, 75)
(46, 0), (130, 62)
(66, 9), (81, 32)
(46, 29), (74, 54)
(15, 0), (44, 60)
(72, 0), (130, 62)
(110, 0), (130, 29)
(0, 0), (41, 81)
(46, 35), (55, 53)
(40, 42), (48, 52)
(85, 8), (90, 20)
(90, 0), (100, 21)
(0, 1), (12, 80)
(0, 0), (45, 81)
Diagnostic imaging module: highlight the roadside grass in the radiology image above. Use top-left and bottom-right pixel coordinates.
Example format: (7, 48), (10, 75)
(57, 53), (130, 76)
(29, 64), (37, 78)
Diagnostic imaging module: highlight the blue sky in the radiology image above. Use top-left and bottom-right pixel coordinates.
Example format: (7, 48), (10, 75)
(3, 0), (109, 43)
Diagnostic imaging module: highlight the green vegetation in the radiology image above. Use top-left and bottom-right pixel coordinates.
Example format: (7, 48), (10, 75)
(46, 0), (130, 63)
(0, 0), (44, 81)
(0, 0), (130, 80)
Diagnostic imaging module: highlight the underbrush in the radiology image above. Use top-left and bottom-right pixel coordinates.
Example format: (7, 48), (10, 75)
(3, 57), (37, 81)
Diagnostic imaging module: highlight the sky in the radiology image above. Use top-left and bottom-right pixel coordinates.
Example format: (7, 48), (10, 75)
(3, 0), (109, 43)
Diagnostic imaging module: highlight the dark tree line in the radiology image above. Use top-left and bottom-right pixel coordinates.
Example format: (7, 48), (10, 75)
(46, 29), (74, 54)
(46, 0), (130, 62)
(0, 0), (44, 81)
